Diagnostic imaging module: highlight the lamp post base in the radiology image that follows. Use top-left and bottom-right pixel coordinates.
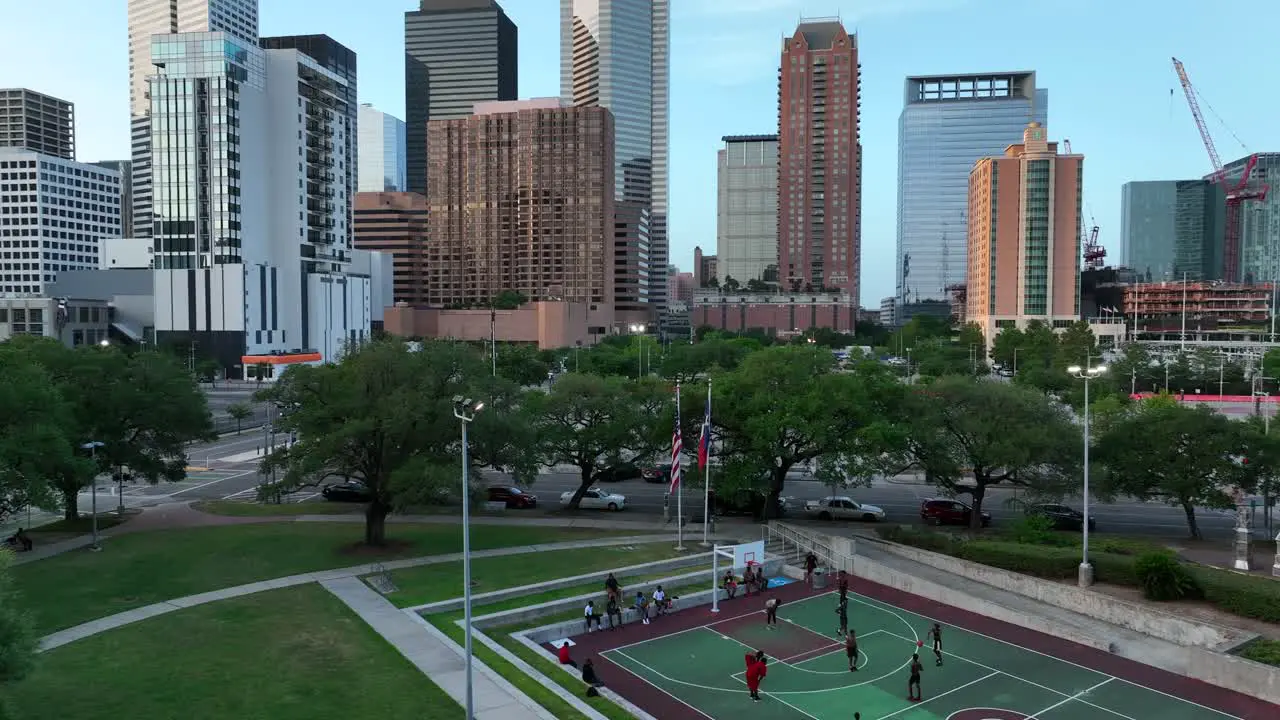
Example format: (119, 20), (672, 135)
(1077, 562), (1094, 588)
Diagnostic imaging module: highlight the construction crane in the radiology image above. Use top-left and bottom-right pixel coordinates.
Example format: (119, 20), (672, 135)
(1172, 57), (1269, 282)
(1062, 140), (1106, 268)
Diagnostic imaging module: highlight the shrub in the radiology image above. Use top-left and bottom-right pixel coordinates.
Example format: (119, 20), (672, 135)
(1090, 552), (1140, 586)
(1092, 537), (1165, 556)
(956, 541), (1079, 579)
(876, 525), (962, 554)
(1005, 514), (1071, 547)
(1239, 639), (1280, 667)
(1134, 551), (1201, 601)
(1191, 565), (1280, 623)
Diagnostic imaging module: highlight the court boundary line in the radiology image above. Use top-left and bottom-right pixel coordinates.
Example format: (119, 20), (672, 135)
(1025, 678), (1114, 719)
(724, 669), (822, 719)
(875, 671), (1001, 720)
(607, 648), (716, 720)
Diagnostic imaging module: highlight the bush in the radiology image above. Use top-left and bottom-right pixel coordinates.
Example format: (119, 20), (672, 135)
(1239, 639), (1280, 667)
(1134, 551), (1201, 601)
(1191, 565), (1280, 623)
(876, 525), (963, 554)
(956, 541), (1080, 579)
(1090, 553), (1140, 586)
(1092, 537), (1164, 556)
(1005, 514), (1072, 547)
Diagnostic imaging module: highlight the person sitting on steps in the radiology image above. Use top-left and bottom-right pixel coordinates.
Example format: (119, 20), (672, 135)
(4, 528), (32, 552)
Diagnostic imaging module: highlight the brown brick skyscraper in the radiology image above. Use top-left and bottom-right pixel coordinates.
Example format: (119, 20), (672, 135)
(777, 20), (861, 302)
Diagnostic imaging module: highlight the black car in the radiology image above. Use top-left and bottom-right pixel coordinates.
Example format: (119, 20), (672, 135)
(596, 463), (642, 482)
(709, 489), (787, 520)
(1027, 503), (1096, 531)
(322, 481), (372, 502)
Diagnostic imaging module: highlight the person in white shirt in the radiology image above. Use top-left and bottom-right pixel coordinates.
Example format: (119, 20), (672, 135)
(584, 600), (600, 631)
(652, 586), (669, 616)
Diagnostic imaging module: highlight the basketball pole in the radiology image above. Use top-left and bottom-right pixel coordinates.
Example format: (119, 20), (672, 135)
(711, 545), (720, 613)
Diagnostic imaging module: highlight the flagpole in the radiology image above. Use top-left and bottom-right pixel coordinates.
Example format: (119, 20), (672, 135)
(701, 379), (712, 547)
(675, 382), (684, 551)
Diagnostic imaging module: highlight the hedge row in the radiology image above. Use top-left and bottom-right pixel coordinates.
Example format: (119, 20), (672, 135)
(876, 526), (1278, 625)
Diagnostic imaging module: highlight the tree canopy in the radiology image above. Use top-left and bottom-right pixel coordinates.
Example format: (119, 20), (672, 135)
(0, 550), (37, 718)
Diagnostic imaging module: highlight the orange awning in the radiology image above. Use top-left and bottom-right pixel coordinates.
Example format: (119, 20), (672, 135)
(240, 353), (323, 365)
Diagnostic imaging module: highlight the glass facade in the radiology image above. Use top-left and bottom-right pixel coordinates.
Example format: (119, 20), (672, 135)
(1224, 153), (1280, 284)
(357, 104), (407, 192)
(1023, 159), (1050, 315)
(717, 136), (778, 284)
(1120, 179), (1224, 282)
(896, 73), (1047, 304)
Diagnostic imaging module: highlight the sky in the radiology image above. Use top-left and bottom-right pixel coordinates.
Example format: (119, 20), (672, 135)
(1, 0), (1277, 306)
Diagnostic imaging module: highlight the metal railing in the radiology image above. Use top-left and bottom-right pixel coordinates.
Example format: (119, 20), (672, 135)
(762, 520), (853, 572)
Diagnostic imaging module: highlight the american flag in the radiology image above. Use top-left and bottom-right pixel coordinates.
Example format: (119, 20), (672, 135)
(670, 385), (682, 494)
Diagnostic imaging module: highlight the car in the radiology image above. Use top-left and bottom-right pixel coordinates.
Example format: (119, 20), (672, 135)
(804, 496), (886, 522)
(920, 498), (991, 527)
(559, 487), (626, 511)
(595, 463), (642, 482)
(1027, 503), (1095, 531)
(641, 465), (671, 484)
(322, 481), (372, 502)
(709, 489), (789, 519)
(487, 486), (538, 509)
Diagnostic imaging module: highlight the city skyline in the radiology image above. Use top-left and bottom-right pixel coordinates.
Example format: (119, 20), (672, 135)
(2, 0), (1278, 307)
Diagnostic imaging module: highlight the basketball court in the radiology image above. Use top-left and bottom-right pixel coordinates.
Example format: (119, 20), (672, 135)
(562, 568), (1273, 719)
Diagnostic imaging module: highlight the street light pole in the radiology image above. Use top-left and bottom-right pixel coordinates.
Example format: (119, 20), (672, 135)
(80, 441), (105, 551)
(453, 396), (486, 720)
(1067, 364), (1106, 587)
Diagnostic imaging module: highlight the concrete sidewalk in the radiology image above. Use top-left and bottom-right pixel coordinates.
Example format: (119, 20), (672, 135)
(322, 577), (556, 720)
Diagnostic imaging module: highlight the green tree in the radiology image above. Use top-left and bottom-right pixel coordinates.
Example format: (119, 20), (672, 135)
(252, 361), (272, 386)
(0, 551), (37, 716)
(722, 275), (741, 292)
(196, 358), (220, 387)
(0, 350), (79, 523)
(226, 402), (253, 435)
(494, 343), (552, 387)
(1096, 401), (1251, 539)
(525, 374), (669, 509)
(258, 340), (532, 545)
(1263, 348), (1280, 380)
(491, 290), (528, 310)
(902, 377), (1081, 529)
(989, 326), (1025, 371)
(658, 337), (758, 384)
(712, 347), (905, 518)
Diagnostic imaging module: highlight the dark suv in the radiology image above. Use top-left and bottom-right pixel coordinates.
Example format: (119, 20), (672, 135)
(1027, 503), (1094, 531)
(920, 498), (991, 527)
(709, 489), (787, 520)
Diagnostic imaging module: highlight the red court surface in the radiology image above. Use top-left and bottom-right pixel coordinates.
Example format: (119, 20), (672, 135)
(552, 575), (1278, 719)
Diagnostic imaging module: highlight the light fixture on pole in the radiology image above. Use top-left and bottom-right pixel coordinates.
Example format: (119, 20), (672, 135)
(80, 441), (105, 551)
(452, 395), (486, 720)
(1066, 364), (1106, 587)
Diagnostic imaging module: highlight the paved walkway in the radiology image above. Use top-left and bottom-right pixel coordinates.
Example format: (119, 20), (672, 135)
(322, 577), (556, 720)
(36, 533), (678, 652)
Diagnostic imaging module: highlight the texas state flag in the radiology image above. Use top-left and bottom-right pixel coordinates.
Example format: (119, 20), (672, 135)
(697, 385), (711, 470)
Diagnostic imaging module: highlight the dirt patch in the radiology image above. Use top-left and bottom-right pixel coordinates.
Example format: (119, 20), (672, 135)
(335, 539), (416, 558)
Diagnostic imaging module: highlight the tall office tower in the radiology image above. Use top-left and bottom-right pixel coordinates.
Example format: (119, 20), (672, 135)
(0, 148), (121, 295)
(717, 135), (779, 285)
(966, 123), (1083, 344)
(357, 104), (407, 192)
(560, 0), (670, 328)
(1219, 153), (1280, 284)
(896, 72), (1047, 317)
(425, 99), (615, 329)
(0, 89), (75, 160)
(354, 192), (428, 305)
(777, 20), (861, 301)
(404, 0), (518, 195)
(1120, 180), (1225, 283)
(128, 0), (259, 239)
(146, 31), (369, 372)
(92, 160), (133, 237)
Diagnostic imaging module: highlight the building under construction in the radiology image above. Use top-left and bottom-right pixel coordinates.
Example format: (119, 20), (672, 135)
(1123, 281), (1272, 332)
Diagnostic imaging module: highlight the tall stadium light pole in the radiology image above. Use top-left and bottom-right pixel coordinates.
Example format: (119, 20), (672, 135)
(1067, 364), (1106, 587)
(453, 396), (485, 720)
(80, 441), (105, 551)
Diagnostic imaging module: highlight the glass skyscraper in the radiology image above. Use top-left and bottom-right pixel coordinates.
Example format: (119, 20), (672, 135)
(1120, 179), (1224, 282)
(357, 104), (407, 192)
(717, 135), (778, 285)
(1221, 153), (1280, 284)
(896, 72), (1047, 311)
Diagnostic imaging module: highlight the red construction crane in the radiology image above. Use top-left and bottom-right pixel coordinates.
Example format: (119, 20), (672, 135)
(1172, 57), (1269, 282)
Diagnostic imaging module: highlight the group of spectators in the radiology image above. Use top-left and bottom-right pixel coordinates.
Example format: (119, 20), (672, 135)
(583, 573), (676, 632)
(721, 562), (767, 599)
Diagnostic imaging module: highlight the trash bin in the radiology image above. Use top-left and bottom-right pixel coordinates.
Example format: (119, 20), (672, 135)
(812, 567), (828, 590)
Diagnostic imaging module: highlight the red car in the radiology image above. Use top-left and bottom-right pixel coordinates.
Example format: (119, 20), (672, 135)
(487, 486), (538, 509)
(641, 466), (671, 484)
(920, 498), (990, 527)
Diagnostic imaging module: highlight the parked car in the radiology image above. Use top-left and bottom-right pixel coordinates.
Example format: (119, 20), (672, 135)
(919, 498), (991, 527)
(709, 489), (790, 519)
(322, 481), (372, 503)
(641, 465), (671, 484)
(804, 496), (886, 522)
(487, 486), (538, 509)
(1026, 503), (1095, 531)
(595, 463), (642, 482)
(559, 487), (627, 511)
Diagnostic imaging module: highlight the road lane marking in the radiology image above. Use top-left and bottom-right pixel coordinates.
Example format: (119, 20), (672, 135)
(169, 469), (257, 496)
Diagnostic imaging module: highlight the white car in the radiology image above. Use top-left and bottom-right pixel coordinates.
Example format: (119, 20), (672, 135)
(804, 496), (886, 522)
(559, 487), (627, 511)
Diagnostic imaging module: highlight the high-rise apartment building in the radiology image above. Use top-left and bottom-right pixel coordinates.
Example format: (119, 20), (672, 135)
(560, 0), (670, 327)
(91, 160), (133, 237)
(404, 0), (518, 195)
(354, 192), (428, 305)
(0, 148), (121, 295)
(966, 123), (1083, 343)
(896, 72), (1047, 310)
(717, 135), (779, 285)
(128, 0), (259, 238)
(357, 104), (407, 192)
(0, 89), (75, 160)
(425, 99), (614, 330)
(145, 31), (370, 371)
(1120, 180), (1225, 283)
(693, 245), (716, 288)
(777, 20), (861, 301)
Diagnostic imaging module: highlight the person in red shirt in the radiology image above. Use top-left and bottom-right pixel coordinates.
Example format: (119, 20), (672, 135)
(558, 642), (578, 669)
(744, 654), (768, 702)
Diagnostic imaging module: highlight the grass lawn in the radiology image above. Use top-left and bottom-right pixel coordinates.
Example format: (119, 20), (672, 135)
(4, 584), (462, 720)
(14, 522), (646, 636)
(383, 544), (703, 608)
(191, 500), (361, 516)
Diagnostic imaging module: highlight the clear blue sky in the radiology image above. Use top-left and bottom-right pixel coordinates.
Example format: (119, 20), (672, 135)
(1, 0), (1275, 305)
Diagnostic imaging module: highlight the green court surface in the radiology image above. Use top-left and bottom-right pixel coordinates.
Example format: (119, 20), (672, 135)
(603, 591), (1239, 719)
